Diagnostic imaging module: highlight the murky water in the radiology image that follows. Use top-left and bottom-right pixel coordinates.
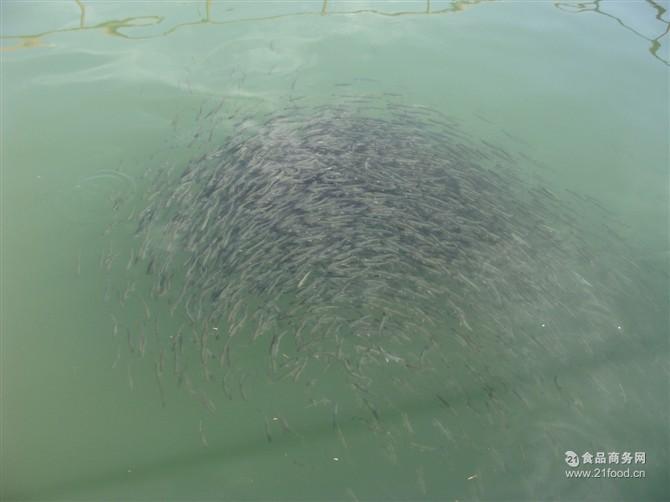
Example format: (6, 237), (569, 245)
(1, 1), (668, 501)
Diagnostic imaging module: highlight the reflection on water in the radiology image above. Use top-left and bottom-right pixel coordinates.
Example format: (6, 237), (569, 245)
(0, 0), (486, 51)
(556, 0), (669, 65)
(1, 0), (667, 65)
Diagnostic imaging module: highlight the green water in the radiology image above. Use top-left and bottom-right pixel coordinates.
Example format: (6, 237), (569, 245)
(1, 1), (668, 501)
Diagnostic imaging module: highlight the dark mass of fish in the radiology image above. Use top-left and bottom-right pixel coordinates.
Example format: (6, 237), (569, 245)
(103, 94), (658, 442)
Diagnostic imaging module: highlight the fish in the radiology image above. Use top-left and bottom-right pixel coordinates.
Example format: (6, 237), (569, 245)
(416, 466), (427, 495)
(111, 314), (119, 338)
(199, 420), (208, 447)
(264, 417), (273, 443)
(298, 270), (311, 288)
(127, 362), (134, 391)
(155, 360), (166, 407)
(117, 97), (648, 434)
